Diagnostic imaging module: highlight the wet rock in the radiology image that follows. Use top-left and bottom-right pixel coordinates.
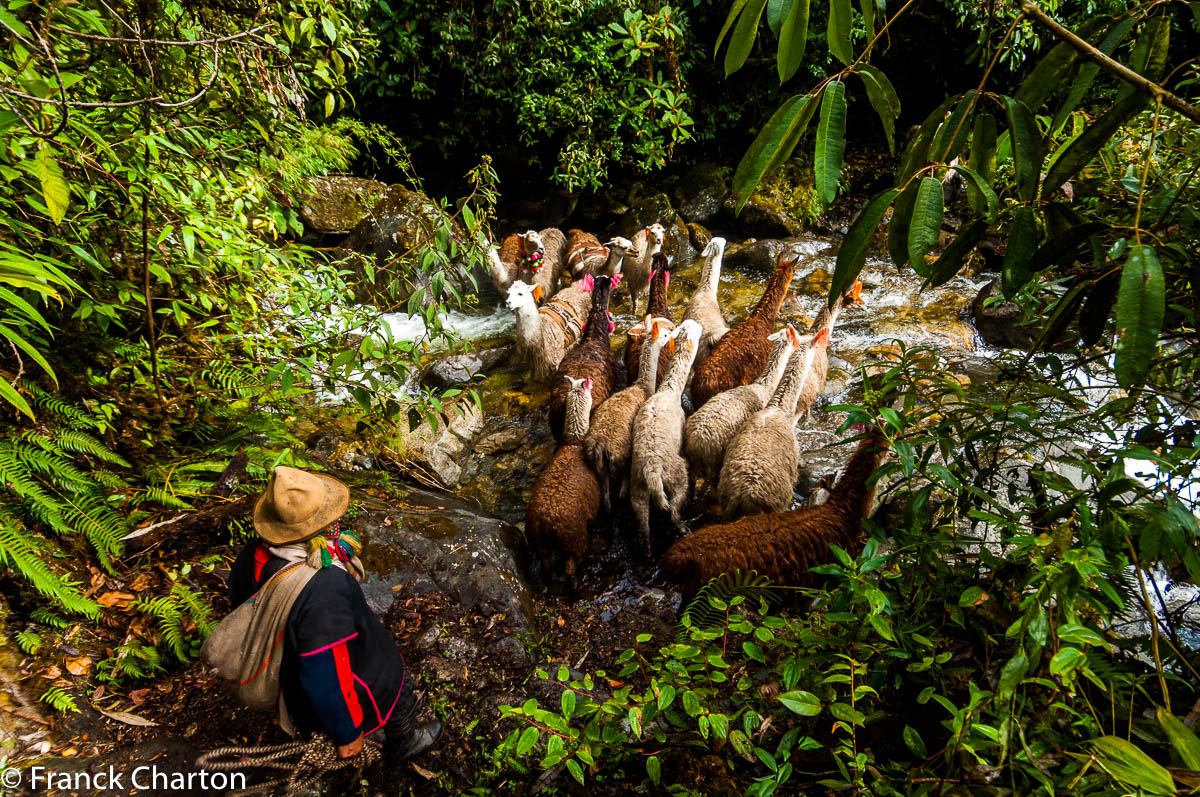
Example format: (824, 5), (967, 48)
(667, 215), (696, 264)
(441, 636), (480, 666)
(724, 239), (792, 271)
(687, 222), (712, 252)
(722, 191), (805, 239)
(615, 192), (693, 264)
(971, 280), (1036, 349)
(572, 191), (629, 229)
(673, 164), (729, 225)
(487, 636), (530, 668)
(306, 431), (374, 471)
(338, 184), (490, 306)
(298, 176), (388, 235)
(394, 402), (484, 488)
(357, 489), (532, 633)
(422, 344), (514, 389)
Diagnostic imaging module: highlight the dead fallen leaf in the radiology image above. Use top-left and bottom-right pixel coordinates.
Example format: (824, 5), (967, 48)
(96, 592), (136, 609)
(128, 572), (155, 592)
(65, 657), (92, 676)
(42, 666), (61, 680)
(410, 762), (437, 779)
(129, 688), (151, 706)
(95, 707), (157, 727)
(91, 685), (105, 701)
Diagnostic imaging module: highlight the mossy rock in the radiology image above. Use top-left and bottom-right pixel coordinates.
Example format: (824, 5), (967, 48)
(721, 160), (820, 239)
(673, 164), (729, 225)
(298, 176), (389, 234)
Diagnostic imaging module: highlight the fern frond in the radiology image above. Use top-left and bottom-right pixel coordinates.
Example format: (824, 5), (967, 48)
(0, 517), (98, 617)
(30, 608), (71, 628)
(15, 629), (43, 654)
(679, 570), (782, 635)
(40, 686), (80, 713)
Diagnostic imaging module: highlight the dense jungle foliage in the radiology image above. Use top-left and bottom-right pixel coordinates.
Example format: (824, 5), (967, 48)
(1, 0), (1199, 792)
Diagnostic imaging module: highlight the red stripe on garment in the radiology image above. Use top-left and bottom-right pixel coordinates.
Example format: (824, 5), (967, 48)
(332, 642), (364, 727)
(357, 652), (405, 734)
(298, 633), (358, 656)
(239, 627), (287, 688)
(253, 545), (271, 582)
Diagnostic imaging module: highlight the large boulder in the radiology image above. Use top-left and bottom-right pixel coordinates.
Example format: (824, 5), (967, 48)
(421, 344), (514, 389)
(616, 191), (695, 265)
(390, 401), (484, 488)
(337, 184), (492, 306)
(971, 280), (1036, 350)
(298, 176), (388, 235)
(356, 489), (532, 633)
(672, 164), (730, 225)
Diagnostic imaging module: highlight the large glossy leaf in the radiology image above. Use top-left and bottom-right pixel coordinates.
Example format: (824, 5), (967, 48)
(928, 219), (988, 288)
(716, 0), (754, 55)
(828, 0), (852, 64)
(1091, 736), (1176, 796)
(831, 187), (899, 304)
(815, 82), (847, 206)
(906, 177), (943, 277)
(1115, 17), (1171, 104)
(888, 180), (920, 267)
(726, 0), (771, 76)
(1002, 96), (1041, 202)
(930, 90), (976, 164)
(1158, 708), (1200, 771)
(1001, 207), (1038, 297)
(777, 0), (811, 83)
(1042, 91), (1148, 196)
(767, 0), (790, 34)
(732, 92), (819, 210)
(1052, 17), (1135, 133)
(1031, 277), (1089, 352)
(0, 378), (33, 419)
(1013, 34), (1089, 112)
(1114, 244), (1164, 389)
(1032, 222), (1108, 272)
(33, 147), (70, 225)
(859, 0), (874, 36)
(0, 323), (56, 381)
(955, 165), (998, 223)
(857, 65), (899, 152)
(1080, 271), (1119, 346)
(896, 95), (956, 185)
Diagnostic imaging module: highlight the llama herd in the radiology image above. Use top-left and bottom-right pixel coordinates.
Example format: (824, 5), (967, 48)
(493, 225), (889, 603)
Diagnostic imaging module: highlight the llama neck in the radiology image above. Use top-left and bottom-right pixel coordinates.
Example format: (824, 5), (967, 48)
(750, 261), (796, 323)
(648, 273), (669, 318)
(513, 300), (540, 344)
(660, 345), (697, 399)
(603, 248), (625, 274)
(812, 297), (844, 335)
(826, 430), (888, 518)
(769, 346), (815, 410)
(581, 285), (612, 343)
(637, 339), (664, 393)
(563, 391), (594, 440)
(490, 249), (512, 285)
(698, 250), (723, 296)
(755, 337), (795, 390)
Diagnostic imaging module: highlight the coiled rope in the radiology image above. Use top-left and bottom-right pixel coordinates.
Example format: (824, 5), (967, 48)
(195, 735), (381, 796)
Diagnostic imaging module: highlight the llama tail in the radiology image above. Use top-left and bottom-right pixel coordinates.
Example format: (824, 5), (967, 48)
(647, 467), (670, 512)
(583, 437), (609, 477)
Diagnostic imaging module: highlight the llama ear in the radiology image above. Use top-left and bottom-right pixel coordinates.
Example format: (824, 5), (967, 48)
(787, 324), (800, 347)
(767, 330), (782, 342)
(815, 327), (831, 346)
(532, 283), (544, 302)
(848, 279), (865, 304)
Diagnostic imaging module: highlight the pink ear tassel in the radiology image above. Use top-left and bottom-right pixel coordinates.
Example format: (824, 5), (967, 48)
(583, 378), (593, 391)
(611, 273), (623, 289)
(664, 270), (670, 288)
(582, 274), (594, 292)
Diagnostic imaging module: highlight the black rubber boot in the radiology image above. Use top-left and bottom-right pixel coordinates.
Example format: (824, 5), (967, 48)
(395, 719), (443, 761)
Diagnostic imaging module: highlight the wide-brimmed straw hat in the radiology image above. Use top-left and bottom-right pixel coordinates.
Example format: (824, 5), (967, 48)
(253, 466), (350, 545)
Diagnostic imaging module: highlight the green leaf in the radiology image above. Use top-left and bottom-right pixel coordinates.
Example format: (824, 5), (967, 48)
(323, 92), (335, 118)
(561, 689), (576, 719)
(716, 0), (754, 55)
(1091, 736), (1176, 795)
(565, 758), (585, 785)
(516, 725), (538, 756)
(0, 378), (34, 420)
(896, 95), (956, 183)
(955, 165), (998, 223)
(1049, 647), (1086, 676)
(1080, 271), (1119, 347)
(1115, 17), (1171, 105)
(887, 179), (919, 268)
(928, 221), (988, 288)
(1157, 708), (1200, 771)
(646, 755), (662, 785)
(906, 177), (943, 276)
(1001, 207), (1038, 297)
(831, 187), (898, 303)
(320, 15), (338, 42)
(827, 0), (852, 64)
(726, 0), (770, 76)
(1044, 91), (1147, 197)
(1031, 277), (1089, 353)
(1114, 245), (1164, 389)
(856, 65), (899, 153)
(732, 93), (818, 210)
(903, 725), (928, 758)
(34, 148), (70, 225)
(778, 690), (821, 715)
(1052, 17), (1135, 133)
(767, 0), (790, 34)
(858, 0), (874, 36)
(929, 90), (977, 164)
(777, 0), (811, 83)
(969, 113), (997, 189)
(815, 81), (847, 206)
(657, 684), (676, 710)
(996, 652), (1028, 702)
(1058, 623), (1108, 647)
(1031, 222), (1108, 272)
(1002, 96), (1041, 202)
(0, 323), (56, 382)
(1013, 37), (1085, 113)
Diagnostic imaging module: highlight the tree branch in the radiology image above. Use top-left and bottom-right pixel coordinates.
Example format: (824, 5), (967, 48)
(1019, 0), (1200, 125)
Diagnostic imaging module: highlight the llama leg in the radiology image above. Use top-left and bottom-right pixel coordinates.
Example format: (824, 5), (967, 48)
(631, 481), (652, 558)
